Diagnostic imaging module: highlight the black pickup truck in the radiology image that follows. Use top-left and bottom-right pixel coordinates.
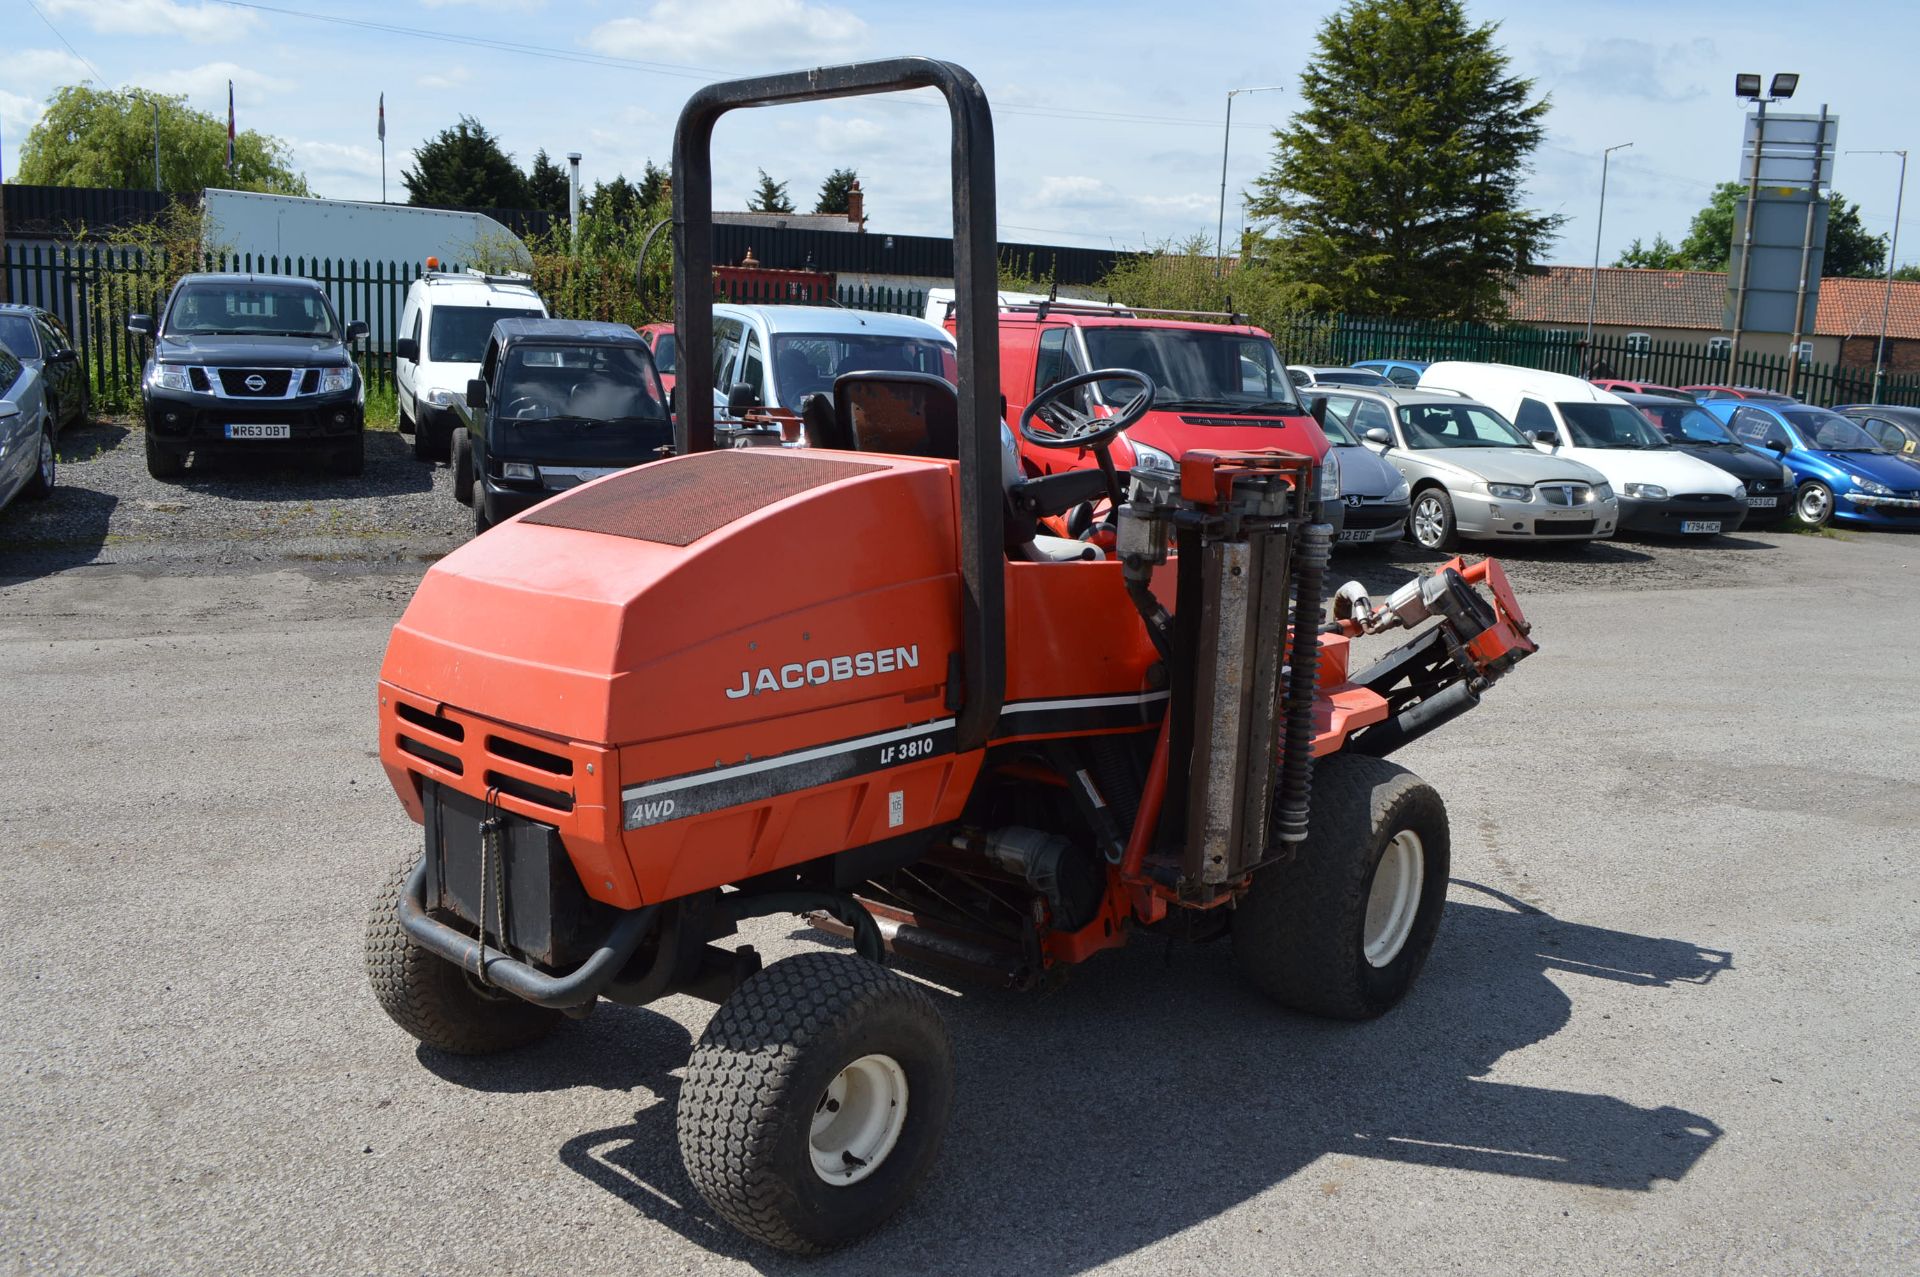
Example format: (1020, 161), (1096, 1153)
(452, 318), (674, 534)
(129, 273), (368, 478)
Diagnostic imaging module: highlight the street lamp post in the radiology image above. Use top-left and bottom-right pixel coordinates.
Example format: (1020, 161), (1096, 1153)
(1727, 72), (1799, 381)
(1215, 84), (1285, 276)
(1584, 141), (1633, 364)
(1850, 149), (1907, 404)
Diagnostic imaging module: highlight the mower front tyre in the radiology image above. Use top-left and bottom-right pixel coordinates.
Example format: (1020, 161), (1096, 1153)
(678, 951), (955, 1255)
(363, 852), (563, 1055)
(1232, 752), (1450, 1020)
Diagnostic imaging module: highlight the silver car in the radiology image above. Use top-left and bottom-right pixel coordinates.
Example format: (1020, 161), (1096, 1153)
(1315, 387), (1618, 551)
(1302, 395), (1409, 546)
(0, 341), (56, 513)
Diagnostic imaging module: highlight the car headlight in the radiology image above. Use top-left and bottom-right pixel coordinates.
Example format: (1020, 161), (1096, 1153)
(502, 461), (539, 481)
(149, 365), (191, 391)
(1387, 475), (1410, 502)
(1317, 448), (1341, 500)
(1852, 475), (1893, 496)
(319, 366), (354, 394)
(1732, 483), (1747, 499)
(1128, 438), (1176, 473)
(424, 387), (460, 408)
(1487, 482), (1532, 502)
(1592, 481), (1614, 502)
(1623, 482), (1668, 500)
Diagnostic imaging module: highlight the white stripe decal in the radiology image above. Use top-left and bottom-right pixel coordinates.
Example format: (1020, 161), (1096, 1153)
(997, 691), (1170, 716)
(622, 718), (957, 802)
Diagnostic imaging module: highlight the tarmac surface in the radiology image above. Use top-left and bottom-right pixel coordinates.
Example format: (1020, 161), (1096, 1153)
(2, 423), (1916, 1275)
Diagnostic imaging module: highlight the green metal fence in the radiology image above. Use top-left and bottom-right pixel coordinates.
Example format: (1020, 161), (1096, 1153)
(4, 243), (928, 412)
(1265, 311), (1920, 408)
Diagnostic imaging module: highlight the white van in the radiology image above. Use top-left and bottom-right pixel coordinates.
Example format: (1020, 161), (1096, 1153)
(710, 305), (956, 423)
(1419, 362), (1750, 536)
(395, 270), (547, 461)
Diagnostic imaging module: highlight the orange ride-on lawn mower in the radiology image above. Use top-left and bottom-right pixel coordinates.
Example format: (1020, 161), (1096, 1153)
(362, 58), (1538, 1255)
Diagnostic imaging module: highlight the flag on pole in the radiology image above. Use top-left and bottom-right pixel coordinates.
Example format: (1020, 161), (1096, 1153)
(226, 80), (235, 172)
(378, 93), (385, 143)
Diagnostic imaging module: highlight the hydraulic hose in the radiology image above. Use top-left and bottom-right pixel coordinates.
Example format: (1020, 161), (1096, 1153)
(1275, 522), (1331, 843)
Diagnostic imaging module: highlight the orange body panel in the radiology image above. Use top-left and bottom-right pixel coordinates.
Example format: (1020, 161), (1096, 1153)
(379, 447), (1397, 917)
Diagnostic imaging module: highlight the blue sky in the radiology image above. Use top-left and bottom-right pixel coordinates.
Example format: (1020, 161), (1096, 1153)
(4, 0), (1915, 270)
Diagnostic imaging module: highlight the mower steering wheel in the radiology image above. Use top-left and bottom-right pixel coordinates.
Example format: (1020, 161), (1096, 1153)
(1018, 368), (1155, 453)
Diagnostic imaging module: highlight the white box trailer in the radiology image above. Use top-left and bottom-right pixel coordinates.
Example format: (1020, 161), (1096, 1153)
(200, 189), (532, 349)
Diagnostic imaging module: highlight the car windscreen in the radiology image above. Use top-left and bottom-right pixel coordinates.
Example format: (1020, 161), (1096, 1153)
(165, 282), (338, 338)
(1398, 403), (1530, 449)
(0, 315), (41, 359)
(1082, 328), (1298, 415)
(1307, 369), (1390, 386)
(1556, 402), (1668, 449)
(1782, 409), (1880, 452)
(430, 307), (544, 364)
(498, 344), (668, 424)
(1637, 402), (1739, 446)
(770, 334), (956, 405)
(651, 332), (676, 373)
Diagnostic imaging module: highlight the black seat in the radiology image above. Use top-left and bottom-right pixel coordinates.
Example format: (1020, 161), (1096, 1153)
(798, 392), (848, 450)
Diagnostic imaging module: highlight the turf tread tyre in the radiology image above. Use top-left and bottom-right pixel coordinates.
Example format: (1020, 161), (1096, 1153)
(362, 851), (562, 1055)
(144, 431), (185, 479)
(1232, 753), (1449, 1020)
(678, 952), (955, 1255)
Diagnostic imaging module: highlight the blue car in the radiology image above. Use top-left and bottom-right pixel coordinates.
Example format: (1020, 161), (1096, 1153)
(1705, 400), (1920, 529)
(1352, 358), (1429, 387)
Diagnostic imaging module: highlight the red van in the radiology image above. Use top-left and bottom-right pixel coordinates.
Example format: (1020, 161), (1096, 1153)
(961, 303), (1329, 481)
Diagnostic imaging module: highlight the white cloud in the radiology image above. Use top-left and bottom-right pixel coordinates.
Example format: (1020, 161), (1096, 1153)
(1535, 37), (1718, 105)
(5, 48), (95, 87)
(1033, 176), (1116, 210)
(419, 0), (546, 8)
(588, 0), (866, 66)
(43, 0), (258, 43)
(417, 68), (473, 91)
(140, 62), (278, 110)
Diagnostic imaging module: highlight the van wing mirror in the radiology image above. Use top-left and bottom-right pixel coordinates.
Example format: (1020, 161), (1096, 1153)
(466, 378), (488, 409)
(127, 314), (153, 337)
(726, 381), (761, 415)
(1308, 396), (1328, 425)
(346, 319), (369, 343)
(395, 337), (418, 362)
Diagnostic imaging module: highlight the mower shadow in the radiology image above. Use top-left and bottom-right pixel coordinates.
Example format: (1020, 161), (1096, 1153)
(524, 882), (1728, 1273)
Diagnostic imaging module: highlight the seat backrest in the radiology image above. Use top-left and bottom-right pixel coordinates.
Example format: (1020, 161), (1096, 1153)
(799, 391), (849, 450)
(833, 370), (958, 460)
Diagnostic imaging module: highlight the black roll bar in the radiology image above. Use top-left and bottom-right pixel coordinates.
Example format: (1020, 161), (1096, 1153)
(671, 58), (1005, 752)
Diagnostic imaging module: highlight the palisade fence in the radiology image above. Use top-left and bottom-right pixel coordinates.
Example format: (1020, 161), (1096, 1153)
(2, 243), (929, 413)
(10, 240), (1912, 411)
(1268, 312), (1920, 409)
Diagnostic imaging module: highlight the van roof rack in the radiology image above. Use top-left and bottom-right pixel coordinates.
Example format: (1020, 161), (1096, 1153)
(422, 267), (535, 285)
(996, 300), (1248, 325)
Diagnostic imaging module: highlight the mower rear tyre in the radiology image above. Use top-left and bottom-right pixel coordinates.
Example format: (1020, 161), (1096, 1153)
(1232, 753), (1449, 1020)
(677, 952), (955, 1255)
(363, 852), (563, 1055)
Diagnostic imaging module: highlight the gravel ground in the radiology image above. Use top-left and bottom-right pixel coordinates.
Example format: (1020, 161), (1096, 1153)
(2, 420), (1917, 1275)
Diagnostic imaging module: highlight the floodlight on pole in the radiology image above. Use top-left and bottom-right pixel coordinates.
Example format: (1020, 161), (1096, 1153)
(1735, 73), (1762, 98)
(1726, 71), (1800, 378)
(1215, 84), (1285, 277)
(1585, 142), (1634, 361)
(1769, 73), (1799, 99)
(1850, 148), (1907, 404)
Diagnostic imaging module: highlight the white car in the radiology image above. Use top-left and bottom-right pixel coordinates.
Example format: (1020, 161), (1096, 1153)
(710, 304), (955, 426)
(395, 269), (547, 461)
(1420, 362), (1750, 536)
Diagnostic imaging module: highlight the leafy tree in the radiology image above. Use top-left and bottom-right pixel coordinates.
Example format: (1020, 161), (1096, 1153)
(815, 167), (859, 214)
(1613, 234), (1684, 270)
(638, 160), (670, 209)
(588, 175), (640, 223)
(14, 84), (309, 195)
(1247, 0), (1560, 320)
(747, 168), (795, 213)
(403, 116), (530, 209)
(1894, 263), (1920, 282)
(526, 149), (569, 218)
(1651, 181), (1888, 276)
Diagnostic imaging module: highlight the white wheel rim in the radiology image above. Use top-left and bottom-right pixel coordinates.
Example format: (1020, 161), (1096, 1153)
(808, 1053), (909, 1186)
(1363, 830), (1425, 968)
(1799, 486), (1829, 522)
